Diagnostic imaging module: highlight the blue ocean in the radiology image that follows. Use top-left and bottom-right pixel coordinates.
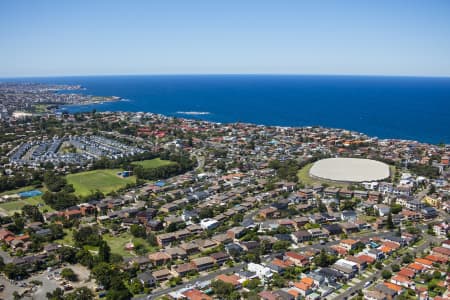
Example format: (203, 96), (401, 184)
(5, 75), (450, 144)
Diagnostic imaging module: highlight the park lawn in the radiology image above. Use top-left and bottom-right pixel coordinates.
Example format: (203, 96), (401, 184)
(297, 163), (349, 188)
(84, 245), (99, 254)
(55, 229), (75, 247)
(0, 194), (53, 215)
(132, 158), (176, 169)
(390, 165), (397, 182)
(66, 169), (136, 197)
(103, 232), (158, 258)
(55, 230), (158, 258)
(33, 104), (49, 113)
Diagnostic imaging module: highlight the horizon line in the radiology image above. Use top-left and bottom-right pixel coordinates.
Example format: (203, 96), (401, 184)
(1, 72), (450, 80)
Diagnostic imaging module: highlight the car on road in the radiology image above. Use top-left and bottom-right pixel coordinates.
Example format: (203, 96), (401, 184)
(364, 281), (372, 288)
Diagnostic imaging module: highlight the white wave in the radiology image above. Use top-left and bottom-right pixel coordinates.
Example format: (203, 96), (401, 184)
(176, 111), (211, 115)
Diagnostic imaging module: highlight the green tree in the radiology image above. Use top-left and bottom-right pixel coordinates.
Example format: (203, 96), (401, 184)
(92, 262), (116, 289)
(168, 276), (182, 287)
(433, 271), (442, 279)
(130, 224), (147, 238)
(390, 204), (402, 214)
(314, 249), (337, 267)
(146, 233), (158, 247)
(76, 249), (94, 268)
(46, 287), (64, 300)
(212, 280), (234, 299)
(106, 288), (132, 300)
(381, 270), (392, 279)
(2, 263), (27, 280)
(22, 205), (44, 222)
(198, 207), (214, 219)
(387, 212), (394, 229)
(402, 252), (414, 264)
(270, 273), (286, 288)
(58, 246), (77, 264)
(272, 241), (291, 252)
(98, 240), (111, 263)
(391, 264), (400, 272)
(73, 226), (101, 247)
(166, 222), (178, 233)
(242, 278), (261, 290)
(129, 280), (144, 295)
(48, 223), (65, 240)
(61, 268), (78, 282)
(91, 262), (130, 300)
(375, 261), (383, 270)
(64, 287), (94, 300)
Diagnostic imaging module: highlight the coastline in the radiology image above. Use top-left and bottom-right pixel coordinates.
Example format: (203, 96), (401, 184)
(58, 104), (447, 146)
(5, 75), (450, 144)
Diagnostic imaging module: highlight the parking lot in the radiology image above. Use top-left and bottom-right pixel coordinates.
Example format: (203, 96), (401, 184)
(0, 264), (96, 300)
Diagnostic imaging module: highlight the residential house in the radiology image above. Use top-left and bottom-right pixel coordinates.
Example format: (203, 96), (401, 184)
(341, 210), (357, 222)
(191, 257), (215, 271)
(215, 274), (242, 289)
(171, 262), (197, 277)
(284, 251), (310, 267)
(227, 226), (247, 240)
(152, 268), (172, 281)
(182, 289), (212, 300)
(136, 271), (156, 286)
(323, 224), (343, 236)
(156, 233), (176, 247)
(148, 252), (171, 266)
(210, 252), (230, 266)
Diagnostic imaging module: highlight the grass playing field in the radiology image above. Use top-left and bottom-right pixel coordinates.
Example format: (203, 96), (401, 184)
(66, 169), (136, 197)
(0, 186), (53, 215)
(0, 196), (54, 214)
(132, 158), (176, 168)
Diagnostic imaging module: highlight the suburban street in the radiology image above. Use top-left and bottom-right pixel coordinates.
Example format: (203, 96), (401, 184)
(143, 227), (430, 300)
(333, 232), (440, 300)
(144, 263), (245, 300)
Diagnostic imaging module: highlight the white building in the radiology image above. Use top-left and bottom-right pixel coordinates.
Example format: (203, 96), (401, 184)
(247, 263), (273, 281)
(200, 218), (220, 230)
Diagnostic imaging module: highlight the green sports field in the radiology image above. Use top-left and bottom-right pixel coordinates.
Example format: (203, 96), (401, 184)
(0, 197), (54, 215)
(0, 186), (53, 215)
(66, 169), (136, 196)
(132, 158), (176, 168)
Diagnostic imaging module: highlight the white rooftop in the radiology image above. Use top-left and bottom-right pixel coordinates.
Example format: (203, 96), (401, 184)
(309, 158), (390, 183)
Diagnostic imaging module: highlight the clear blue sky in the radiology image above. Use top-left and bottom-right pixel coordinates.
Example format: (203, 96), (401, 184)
(1, 0), (450, 77)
